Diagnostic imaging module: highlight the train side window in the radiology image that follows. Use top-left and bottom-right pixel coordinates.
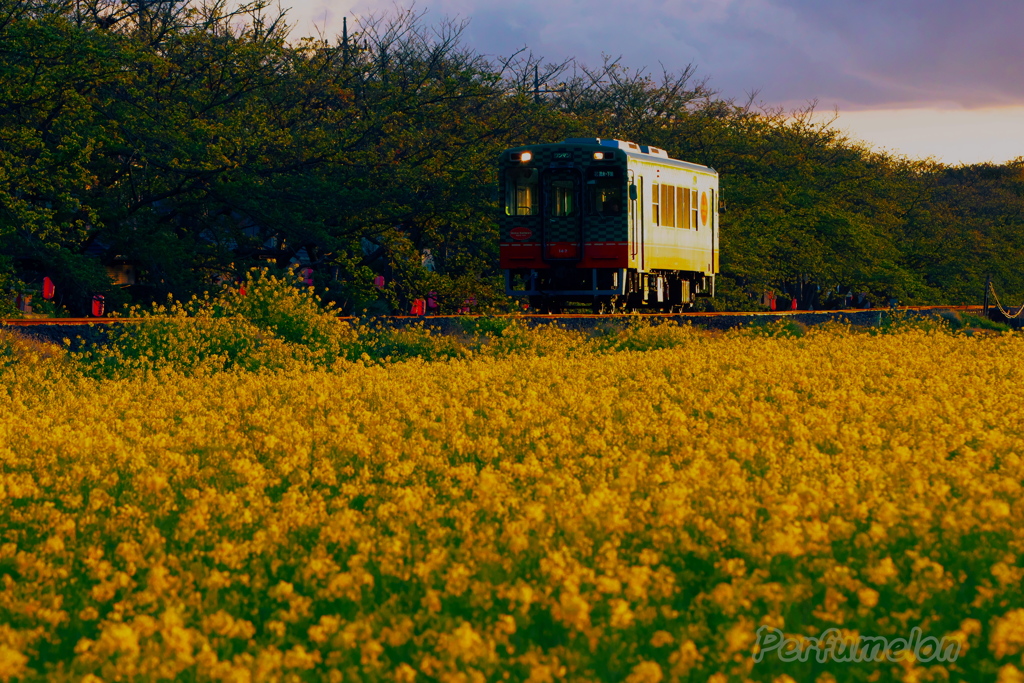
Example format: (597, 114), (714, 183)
(506, 168), (538, 216)
(691, 188), (698, 229)
(676, 186), (686, 228)
(652, 184), (660, 225)
(661, 184), (676, 228)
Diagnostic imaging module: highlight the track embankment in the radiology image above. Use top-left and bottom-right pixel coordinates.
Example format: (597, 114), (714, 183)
(1, 305), (990, 346)
(387, 306), (986, 334)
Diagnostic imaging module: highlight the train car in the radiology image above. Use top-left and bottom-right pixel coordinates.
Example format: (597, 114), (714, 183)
(499, 138), (719, 312)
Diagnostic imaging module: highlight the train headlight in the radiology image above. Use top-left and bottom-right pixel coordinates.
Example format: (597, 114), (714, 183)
(593, 152), (606, 160)
(511, 151), (533, 162)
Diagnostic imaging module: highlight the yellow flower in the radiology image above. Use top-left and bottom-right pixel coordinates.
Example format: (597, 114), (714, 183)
(991, 609), (1024, 659)
(0, 645), (28, 681)
(625, 660), (663, 683)
(650, 631), (674, 648)
(857, 587), (879, 609)
(3, 323), (1024, 679)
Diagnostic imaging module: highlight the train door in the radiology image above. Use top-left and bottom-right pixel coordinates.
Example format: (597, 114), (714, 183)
(711, 187), (718, 273)
(636, 176), (645, 271)
(628, 170), (637, 264)
(541, 168), (583, 260)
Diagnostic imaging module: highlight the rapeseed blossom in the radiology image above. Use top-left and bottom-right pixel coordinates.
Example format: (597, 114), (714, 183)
(0, 315), (1022, 681)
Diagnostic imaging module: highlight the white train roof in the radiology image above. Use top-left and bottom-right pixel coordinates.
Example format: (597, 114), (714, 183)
(561, 138), (715, 174)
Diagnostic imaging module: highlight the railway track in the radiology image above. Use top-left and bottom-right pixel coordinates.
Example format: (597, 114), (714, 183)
(1, 304), (986, 327)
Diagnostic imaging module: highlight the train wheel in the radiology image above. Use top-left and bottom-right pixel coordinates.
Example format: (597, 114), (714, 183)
(592, 295), (614, 314)
(625, 292), (644, 312)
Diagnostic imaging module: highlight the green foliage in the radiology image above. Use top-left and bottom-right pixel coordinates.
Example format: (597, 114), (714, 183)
(867, 310), (948, 335)
(1, 2), (1023, 311)
(458, 315), (520, 337)
(936, 310), (1011, 333)
(958, 312), (1011, 332)
(696, 276), (766, 312)
(0, 256), (21, 318)
(739, 318), (808, 338)
(589, 318), (706, 352)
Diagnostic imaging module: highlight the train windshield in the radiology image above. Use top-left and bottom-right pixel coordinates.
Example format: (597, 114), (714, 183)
(587, 169), (622, 216)
(545, 172), (578, 217)
(505, 168), (539, 216)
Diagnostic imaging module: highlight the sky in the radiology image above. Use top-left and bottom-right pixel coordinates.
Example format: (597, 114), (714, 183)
(278, 0), (1024, 166)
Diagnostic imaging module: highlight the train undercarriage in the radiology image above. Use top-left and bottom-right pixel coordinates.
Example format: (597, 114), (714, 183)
(505, 267), (715, 313)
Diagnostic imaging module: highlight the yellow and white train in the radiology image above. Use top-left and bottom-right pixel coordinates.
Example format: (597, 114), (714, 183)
(499, 138), (719, 311)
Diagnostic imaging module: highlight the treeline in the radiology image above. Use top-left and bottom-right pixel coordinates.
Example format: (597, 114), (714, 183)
(2, 0), (1023, 316)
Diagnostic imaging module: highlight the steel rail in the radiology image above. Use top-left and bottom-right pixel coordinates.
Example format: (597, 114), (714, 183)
(1, 305), (985, 326)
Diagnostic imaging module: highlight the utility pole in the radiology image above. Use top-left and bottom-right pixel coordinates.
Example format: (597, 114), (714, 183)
(983, 273), (991, 318)
(342, 17), (348, 67)
(533, 65), (566, 104)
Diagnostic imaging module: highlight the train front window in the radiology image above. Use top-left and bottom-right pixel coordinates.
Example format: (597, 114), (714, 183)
(593, 187), (622, 216)
(506, 168), (538, 216)
(587, 169), (622, 216)
(547, 177), (577, 217)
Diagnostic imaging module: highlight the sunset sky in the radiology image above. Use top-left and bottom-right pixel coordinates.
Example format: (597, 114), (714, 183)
(280, 0), (1022, 166)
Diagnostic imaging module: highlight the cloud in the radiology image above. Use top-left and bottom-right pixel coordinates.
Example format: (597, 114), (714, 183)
(835, 106), (1024, 165)
(761, 0), (1024, 108)
(280, 0), (1024, 109)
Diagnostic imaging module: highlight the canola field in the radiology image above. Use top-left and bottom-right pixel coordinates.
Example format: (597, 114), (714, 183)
(2, 279), (1024, 682)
